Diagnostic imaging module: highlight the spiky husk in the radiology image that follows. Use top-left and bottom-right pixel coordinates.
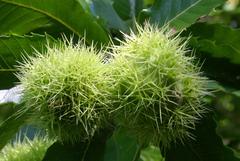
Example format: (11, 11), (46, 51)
(17, 41), (112, 143)
(0, 136), (53, 161)
(110, 24), (208, 148)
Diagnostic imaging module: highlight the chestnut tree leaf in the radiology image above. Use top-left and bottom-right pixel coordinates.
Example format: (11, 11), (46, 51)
(165, 114), (240, 161)
(0, 2), (51, 35)
(0, 0), (109, 44)
(0, 103), (27, 150)
(104, 129), (141, 161)
(0, 34), (55, 89)
(149, 0), (225, 30)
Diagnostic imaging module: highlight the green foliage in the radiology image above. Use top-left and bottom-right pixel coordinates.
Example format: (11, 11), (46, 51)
(0, 103), (28, 150)
(207, 82), (240, 153)
(43, 141), (90, 161)
(104, 129), (140, 161)
(112, 0), (144, 21)
(140, 146), (163, 161)
(182, 22), (240, 89)
(0, 34), (55, 89)
(0, 0), (109, 44)
(0, 0), (239, 161)
(0, 2), (50, 35)
(0, 102), (16, 124)
(43, 128), (110, 161)
(91, 0), (129, 32)
(165, 114), (240, 161)
(185, 23), (240, 64)
(141, 0), (224, 30)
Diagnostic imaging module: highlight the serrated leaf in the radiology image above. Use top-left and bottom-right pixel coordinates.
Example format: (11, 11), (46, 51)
(0, 0), (109, 44)
(185, 23), (240, 64)
(165, 114), (240, 161)
(0, 34), (55, 89)
(182, 23), (240, 89)
(149, 0), (224, 30)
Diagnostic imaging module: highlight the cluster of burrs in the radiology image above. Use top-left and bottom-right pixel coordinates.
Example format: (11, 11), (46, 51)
(18, 24), (208, 148)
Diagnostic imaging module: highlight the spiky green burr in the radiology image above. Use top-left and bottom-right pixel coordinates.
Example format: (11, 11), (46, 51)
(0, 136), (53, 161)
(17, 41), (112, 143)
(110, 24), (208, 148)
